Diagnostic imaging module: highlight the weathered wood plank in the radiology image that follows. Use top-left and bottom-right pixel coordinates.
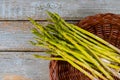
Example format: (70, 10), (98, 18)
(0, 21), (77, 51)
(0, 21), (44, 51)
(0, 52), (49, 80)
(0, 0), (120, 20)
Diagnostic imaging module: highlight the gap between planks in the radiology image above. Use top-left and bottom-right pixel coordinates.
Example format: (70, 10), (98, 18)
(0, 50), (45, 52)
(0, 20), (80, 22)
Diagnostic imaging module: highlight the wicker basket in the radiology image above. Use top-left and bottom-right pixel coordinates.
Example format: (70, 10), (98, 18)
(49, 13), (120, 80)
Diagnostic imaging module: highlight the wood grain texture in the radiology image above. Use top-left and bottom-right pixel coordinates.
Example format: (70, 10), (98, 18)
(0, 0), (120, 20)
(0, 21), (77, 51)
(0, 21), (45, 51)
(0, 52), (49, 80)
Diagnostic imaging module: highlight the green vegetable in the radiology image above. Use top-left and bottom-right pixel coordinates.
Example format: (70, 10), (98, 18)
(29, 12), (120, 80)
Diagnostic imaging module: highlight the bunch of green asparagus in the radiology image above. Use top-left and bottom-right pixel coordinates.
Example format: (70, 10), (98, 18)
(29, 12), (120, 80)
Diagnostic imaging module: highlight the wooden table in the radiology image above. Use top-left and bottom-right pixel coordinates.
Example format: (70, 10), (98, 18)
(0, 0), (120, 80)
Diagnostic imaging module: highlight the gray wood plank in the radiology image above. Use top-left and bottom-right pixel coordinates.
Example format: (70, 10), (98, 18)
(0, 21), (45, 51)
(0, 0), (120, 20)
(0, 21), (77, 51)
(0, 52), (49, 80)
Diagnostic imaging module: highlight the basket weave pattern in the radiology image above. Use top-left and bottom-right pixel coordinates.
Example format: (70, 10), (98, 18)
(49, 13), (120, 80)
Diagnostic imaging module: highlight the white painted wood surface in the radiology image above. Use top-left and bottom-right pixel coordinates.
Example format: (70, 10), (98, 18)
(0, 0), (120, 20)
(0, 21), (46, 51)
(0, 0), (119, 80)
(0, 52), (49, 80)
